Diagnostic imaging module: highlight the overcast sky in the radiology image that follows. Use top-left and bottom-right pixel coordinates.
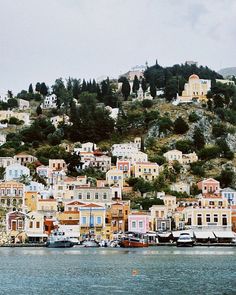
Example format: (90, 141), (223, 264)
(0, 0), (236, 94)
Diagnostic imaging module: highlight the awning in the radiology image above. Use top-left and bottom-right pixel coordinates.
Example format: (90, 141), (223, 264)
(213, 231), (236, 238)
(194, 231), (215, 239)
(27, 233), (48, 237)
(172, 231), (194, 238)
(158, 233), (171, 238)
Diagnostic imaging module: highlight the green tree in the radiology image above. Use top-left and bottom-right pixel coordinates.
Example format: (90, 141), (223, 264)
(217, 169), (235, 188)
(28, 83), (33, 94)
(193, 127), (205, 150)
(121, 78), (131, 100)
(141, 78), (148, 94)
(36, 105), (42, 116)
(173, 117), (189, 134)
(150, 82), (156, 99)
(132, 75), (140, 96)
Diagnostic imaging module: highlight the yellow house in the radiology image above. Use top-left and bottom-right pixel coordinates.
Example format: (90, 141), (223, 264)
(132, 162), (159, 181)
(183, 195), (231, 230)
(79, 203), (106, 241)
(106, 168), (124, 188)
(0, 181), (24, 211)
(37, 199), (58, 216)
(57, 211), (80, 225)
(24, 192), (38, 212)
(106, 201), (130, 235)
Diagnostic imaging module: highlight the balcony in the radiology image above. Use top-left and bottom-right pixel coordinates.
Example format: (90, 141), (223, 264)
(111, 213), (123, 218)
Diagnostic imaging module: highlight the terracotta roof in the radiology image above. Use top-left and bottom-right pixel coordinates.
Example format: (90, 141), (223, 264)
(202, 194), (222, 199)
(135, 162), (158, 165)
(62, 211), (80, 214)
(82, 203), (103, 208)
(38, 199), (56, 202)
(67, 201), (84, 206)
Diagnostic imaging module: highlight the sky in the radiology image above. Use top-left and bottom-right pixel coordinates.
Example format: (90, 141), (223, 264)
(0, 0), (236, 94)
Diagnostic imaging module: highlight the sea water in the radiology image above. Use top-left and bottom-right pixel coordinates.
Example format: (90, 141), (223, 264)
(0, 247), (235, 295)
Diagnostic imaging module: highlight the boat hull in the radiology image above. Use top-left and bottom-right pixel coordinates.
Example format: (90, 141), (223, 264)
(120, 238), (148, 248)
(46, 241), (74, 248)
(176, 241), (194, 247)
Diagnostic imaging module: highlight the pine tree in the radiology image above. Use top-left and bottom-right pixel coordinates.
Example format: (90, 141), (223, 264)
(81, 79), (87, 92)
(28, 83), (33, 94)
(193, 127), (205, 150)
(132, 75), (140, 96)
(121, 78), (131, 100)
(150, 82), (156, 99)
(141, 78), (148, 94)
(36, 105), (42, 116)
(40, 82), (48, 96)
(35, 82), (41, 92)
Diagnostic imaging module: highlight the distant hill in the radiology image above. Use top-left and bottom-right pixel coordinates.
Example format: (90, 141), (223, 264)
(218, 67), (236, 77)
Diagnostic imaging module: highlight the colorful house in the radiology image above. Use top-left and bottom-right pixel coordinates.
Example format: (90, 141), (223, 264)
(128, 212), (150, 233)
(132, 162), (159, 181)
(197, 178), (220, 194)
(79, 203), (106, 241)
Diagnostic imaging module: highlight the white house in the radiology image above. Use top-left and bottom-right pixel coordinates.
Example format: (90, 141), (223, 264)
(24, 211), (47, 243)
(18, 99), (30, 110)
(0, 157), (14, 168)
(221, 187), (236, 205)
(74, 142), (97, 154)
(111, 143), (139, 159)
(41, 95), (57, 109)
(5, 163), (30, 181)
(25, 181), (45, 193)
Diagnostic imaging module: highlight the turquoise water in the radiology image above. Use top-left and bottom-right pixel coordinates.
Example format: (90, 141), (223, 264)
(0, 247), (235, 295)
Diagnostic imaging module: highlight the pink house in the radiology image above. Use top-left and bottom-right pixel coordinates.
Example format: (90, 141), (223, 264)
(128, 212), (150, 233)
(116, 160), (131, 178)
(197, 178), (220, 194)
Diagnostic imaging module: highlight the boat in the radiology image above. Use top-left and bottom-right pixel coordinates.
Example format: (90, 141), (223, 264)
(46, 231), (74, 248)
(120, 235), (148, 248)
(81, 238), (100, 247)
(176, 233), (195, 247)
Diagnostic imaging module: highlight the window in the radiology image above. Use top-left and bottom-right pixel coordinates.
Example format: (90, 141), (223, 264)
(197, 214), (202, 226)
(206, 214), (210, 223)
(222, 215), (227, 226)
(97, 216), (102, 225)
(68, 207), (72, 211)
(139, 221), (143, 229)
(95, 193), (99, 200)
(74, 207), (78, 211)
(82, 217), (87, 225)
(218, 201), (223, 207)
(29, 221), (33, 228)
(87, 193), (90, 199)
(214, 214), (218, 223)
(209, 201), (215, 206)
(36, 222), (40, 228)
(78, 193), (82, 199)
(103, 193), (107, 200)
(131, 221), (136, 229)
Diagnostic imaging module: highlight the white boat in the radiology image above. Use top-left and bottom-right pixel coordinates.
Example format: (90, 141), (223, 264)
(46, 231), (74, 248)
(177, 233), (194, 247)
(82, 239), (100, 247)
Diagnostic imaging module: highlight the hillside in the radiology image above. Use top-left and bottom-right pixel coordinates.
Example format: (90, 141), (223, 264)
(218, 67), (236, 77)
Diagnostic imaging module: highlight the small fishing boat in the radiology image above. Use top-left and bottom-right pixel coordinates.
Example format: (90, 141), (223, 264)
(120, 235), (148, 248)
(81, 239), (100, 247)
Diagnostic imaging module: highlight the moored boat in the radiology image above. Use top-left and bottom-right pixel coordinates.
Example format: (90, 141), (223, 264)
(120, 235), (148, 248)
(46, 231), (74, 248)
(177, 233), (194, 247)
(81, 239), (100, 247)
